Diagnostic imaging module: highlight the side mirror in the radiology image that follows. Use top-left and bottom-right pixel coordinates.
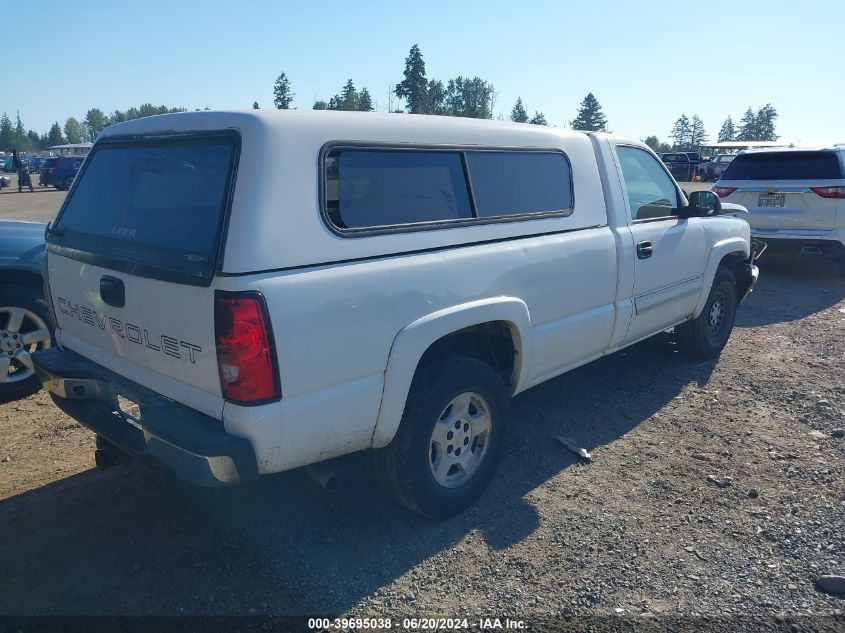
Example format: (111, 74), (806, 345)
(687, 190), (722, 217)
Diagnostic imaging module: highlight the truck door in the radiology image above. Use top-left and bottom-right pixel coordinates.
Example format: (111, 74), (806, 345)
(612, 144), (707, 343)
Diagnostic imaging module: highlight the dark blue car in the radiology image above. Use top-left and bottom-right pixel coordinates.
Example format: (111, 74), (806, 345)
(39, 155), (84, 191)
(0, 220), (53, 400)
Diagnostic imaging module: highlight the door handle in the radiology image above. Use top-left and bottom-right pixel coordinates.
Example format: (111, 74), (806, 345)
(100, 276), (125, 308)
(637, 241), (654, 259)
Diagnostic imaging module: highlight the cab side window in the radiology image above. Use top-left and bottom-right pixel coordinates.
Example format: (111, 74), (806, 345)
(616, 147), (678, 221)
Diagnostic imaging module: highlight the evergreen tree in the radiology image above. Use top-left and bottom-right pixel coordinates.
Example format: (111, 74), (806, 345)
(755, 104), (778, 141)
(64, 117), (84, 144)
(312, 100), (328, 110)
(0, 113), (12, 149)
(427, 79), (446, 115)
(570, 93), (607, 131)
(690, 114), (708, 148)
(252, 101), (260, 109)
(27, 130), (40, 149)
(717, 116), (735, 143)
(84, 108), (108, 141)
(14, 112), (25, 139)
(445, 76), (494, 119)
(670, 114), (692, 149)
(329, 79), (359, 111)
(735, 108), (757, 142)
(529, 111), (548, 126)
(358, 88), (374, 112)
(395, 44), (429, 114)
(273, 72), (295, 109)
(510, 97), (528, 123)
(47, 122), (65, 146)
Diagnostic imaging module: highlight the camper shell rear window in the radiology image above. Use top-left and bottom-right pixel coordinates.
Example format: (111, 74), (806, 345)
(47, 133), (239, 286)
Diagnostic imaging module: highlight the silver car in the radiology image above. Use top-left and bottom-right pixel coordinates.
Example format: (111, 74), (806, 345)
(713, 146), (845, 258)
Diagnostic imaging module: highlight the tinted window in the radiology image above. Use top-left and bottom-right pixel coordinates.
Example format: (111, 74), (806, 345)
(616, 146), (678, 220)
(325, 149), (473, 230)
(50, 136), (236, 282)
(723, 152), (843, 180)
(466, 151), (572, 218)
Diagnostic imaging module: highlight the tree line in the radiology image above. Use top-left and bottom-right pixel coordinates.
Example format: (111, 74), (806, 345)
(644, 104), (779, 153)
(0, 103), (191, 152)
(3, 42), (780, 153)
(264, 45), (611, 131)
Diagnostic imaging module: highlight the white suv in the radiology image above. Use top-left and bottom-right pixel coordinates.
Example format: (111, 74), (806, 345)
(33, 111), (760, 517)
(714, 146), (845, 259)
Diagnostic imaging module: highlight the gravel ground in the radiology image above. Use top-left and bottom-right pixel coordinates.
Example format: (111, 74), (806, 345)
(0, 172), (66, 223)
(0, 179), (843, 628)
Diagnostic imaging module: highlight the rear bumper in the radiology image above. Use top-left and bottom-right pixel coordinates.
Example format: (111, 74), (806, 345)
(32, 347), (258, 486)
(751, 234), (845, 257)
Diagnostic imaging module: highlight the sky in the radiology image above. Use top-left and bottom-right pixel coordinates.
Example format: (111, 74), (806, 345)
(6, 0), (845, 144)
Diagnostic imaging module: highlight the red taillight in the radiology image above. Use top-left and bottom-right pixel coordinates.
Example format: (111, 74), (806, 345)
(215, 293), (279, 404)
(47, 167), (56, 174)
(712, 186), (736, 198)
(810, 186), (845, 199)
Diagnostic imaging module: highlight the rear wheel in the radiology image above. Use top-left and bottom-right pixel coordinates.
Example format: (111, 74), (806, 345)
(675, 267), (737, 359)
(0, 286), (53, 401)
(374, 355), (509, 518)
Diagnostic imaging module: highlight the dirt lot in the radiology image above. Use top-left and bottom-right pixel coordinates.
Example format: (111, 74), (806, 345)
(0, 172), (66, 223)
(0, 180), (843, 625)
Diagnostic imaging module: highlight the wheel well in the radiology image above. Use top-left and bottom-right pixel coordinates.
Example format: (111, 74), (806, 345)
(417, 321), (517, 391)
(0, 268), (44, 295)
(719, 252), (751, 298)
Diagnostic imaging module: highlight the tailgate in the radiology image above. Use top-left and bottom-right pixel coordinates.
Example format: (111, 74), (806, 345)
(49, 255), (221, 397)
(45, 132), (238, 405)
(731, 185), (836, 231)
(720, 151), (843, 231)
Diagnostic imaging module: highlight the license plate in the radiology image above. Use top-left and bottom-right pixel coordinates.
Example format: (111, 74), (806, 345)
(758, 194), (785, 208)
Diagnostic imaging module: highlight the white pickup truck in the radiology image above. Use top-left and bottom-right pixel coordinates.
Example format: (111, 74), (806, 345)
(33, 111), (761, 517)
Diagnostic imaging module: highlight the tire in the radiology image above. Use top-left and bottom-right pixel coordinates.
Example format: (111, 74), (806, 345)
(0, 285), (53, 402)
(675, 267), (738, 359)
(374, 355), (510, 518)
(63, 176), (74, 191)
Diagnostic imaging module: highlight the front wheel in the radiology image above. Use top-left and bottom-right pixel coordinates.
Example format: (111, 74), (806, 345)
(374, 355), (510, 518)
(675, 267), (738, 359)
(63, 176), (74, 191)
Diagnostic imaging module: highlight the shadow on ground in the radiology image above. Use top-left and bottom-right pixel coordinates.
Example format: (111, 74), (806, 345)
(0, 332), (714, 616)
(737, 255), (844, 328)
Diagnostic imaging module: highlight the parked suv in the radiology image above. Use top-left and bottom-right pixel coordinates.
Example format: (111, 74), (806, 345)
(714, 147), (845, 258)
(32, 111), (760, 517)
(39, 156), (84, 190)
